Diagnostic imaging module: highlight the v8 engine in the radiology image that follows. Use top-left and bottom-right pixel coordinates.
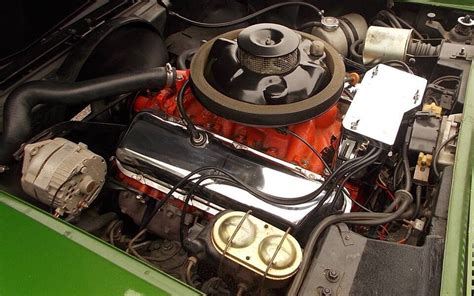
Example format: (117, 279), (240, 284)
(1, 1), (470, 295)
(116, 22), (350, 255)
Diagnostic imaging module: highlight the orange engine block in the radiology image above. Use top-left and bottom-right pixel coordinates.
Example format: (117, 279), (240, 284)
(134, 70), (342, 175)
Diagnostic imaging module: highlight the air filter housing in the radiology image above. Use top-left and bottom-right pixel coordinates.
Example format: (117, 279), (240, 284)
(190, 23), (345, 127)
(237, 24), (300, 75)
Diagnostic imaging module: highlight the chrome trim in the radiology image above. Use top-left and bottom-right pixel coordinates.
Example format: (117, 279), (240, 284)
(116, 161), (223, 216)
(156, 115), (324, 182)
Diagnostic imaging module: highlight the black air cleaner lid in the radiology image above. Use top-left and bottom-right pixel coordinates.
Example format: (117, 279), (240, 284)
(237, 23), (300, 57)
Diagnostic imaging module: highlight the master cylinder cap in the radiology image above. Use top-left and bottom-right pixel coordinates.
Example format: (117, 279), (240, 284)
(211, 211), (302, 281)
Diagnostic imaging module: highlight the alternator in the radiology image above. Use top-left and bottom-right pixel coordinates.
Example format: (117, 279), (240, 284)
(21, 138), (106, 216)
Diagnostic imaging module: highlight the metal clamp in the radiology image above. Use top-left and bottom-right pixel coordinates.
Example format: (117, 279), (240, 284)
(165, 63), (176, 88)
(218, 210), (252, 276)
(260, 226), (291, 288)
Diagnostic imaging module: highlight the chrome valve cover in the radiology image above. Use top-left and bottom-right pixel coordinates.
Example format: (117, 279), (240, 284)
(115, 112), (350, 231)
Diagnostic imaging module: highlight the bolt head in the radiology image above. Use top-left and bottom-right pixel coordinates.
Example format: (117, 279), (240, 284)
(326, 269), (340, 282)
(321, 287), (332, 296)
(30, 147), (39, 156)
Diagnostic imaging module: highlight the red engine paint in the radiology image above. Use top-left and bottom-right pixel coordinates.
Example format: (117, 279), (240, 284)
(134, 70), (342, 174)
(116, 170), (214, 219)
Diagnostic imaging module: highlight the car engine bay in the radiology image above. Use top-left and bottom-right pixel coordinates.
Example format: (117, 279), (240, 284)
(0, 0), (473, 295)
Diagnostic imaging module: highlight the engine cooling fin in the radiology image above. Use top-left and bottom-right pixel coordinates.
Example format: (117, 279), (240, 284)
(190, 24), (345, 127)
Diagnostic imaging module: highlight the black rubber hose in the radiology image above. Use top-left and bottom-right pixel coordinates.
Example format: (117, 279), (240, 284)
(384, 196), (402, 213)
(373, 19), (391, 27)
(296, 21), (322, 31)
(0, 66), (174, 164)
(402, 131), (413, 191)
(281, 127), (332, 173)
(331, 148), (383, 208)
(413, 185), (422, 219)
(179, 174), (211, 251)
(394, 15), (423, 39)
(381, 60), (413, 74)
(349, 39), (364, 64)
(176, 79), (201, 141)
(176, 80), (208, 146)
(143, 147), (383, 232)
(288, 192), (412, 295)
(433, 133), (458, 178)
(307, 147), (381, 216)
(167, 2), (323, 28)
(378, 10), (402, 28)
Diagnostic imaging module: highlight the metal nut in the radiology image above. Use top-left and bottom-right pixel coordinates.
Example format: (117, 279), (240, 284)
(326, 269), (340, 282)
(320, 287), (332, 296)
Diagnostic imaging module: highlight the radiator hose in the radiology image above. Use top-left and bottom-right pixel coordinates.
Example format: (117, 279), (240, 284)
(0, 65), (175, 165)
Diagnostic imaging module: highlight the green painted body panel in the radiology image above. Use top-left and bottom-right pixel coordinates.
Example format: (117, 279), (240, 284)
(440, 62), (474, 295)
(396, 0), (474, 11)
(0, 191), (202, 296)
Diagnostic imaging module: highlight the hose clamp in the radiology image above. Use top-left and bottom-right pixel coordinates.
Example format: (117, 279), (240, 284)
(165, 63), (176, 88)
